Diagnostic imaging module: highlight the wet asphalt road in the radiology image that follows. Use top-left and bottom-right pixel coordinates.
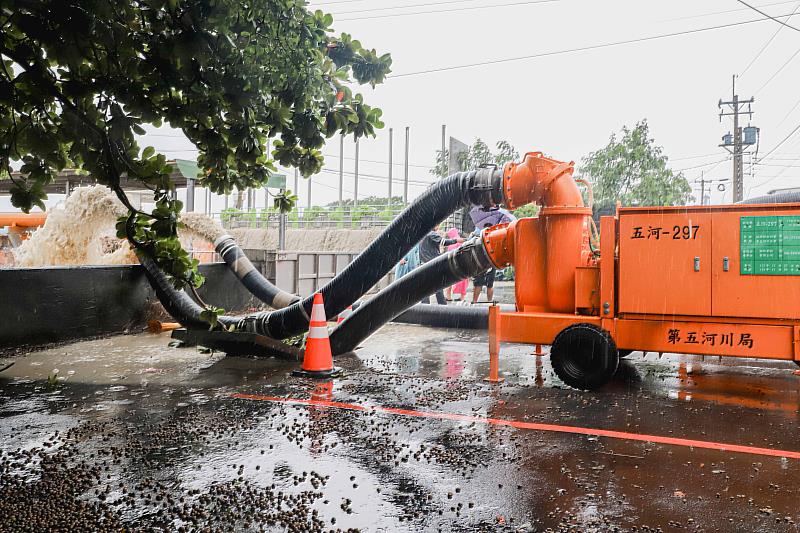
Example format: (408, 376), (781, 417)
(1, 323), (799, 532)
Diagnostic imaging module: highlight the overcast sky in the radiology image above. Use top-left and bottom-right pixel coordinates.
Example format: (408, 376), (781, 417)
(8, 0), (800, 211)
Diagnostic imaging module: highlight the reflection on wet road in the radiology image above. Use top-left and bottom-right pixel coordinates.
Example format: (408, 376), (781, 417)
(1, 324), (798, 532)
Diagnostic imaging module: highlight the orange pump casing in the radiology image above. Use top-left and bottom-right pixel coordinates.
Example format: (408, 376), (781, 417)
(483, 152), (592, 313)
(483, 151), (800, 367)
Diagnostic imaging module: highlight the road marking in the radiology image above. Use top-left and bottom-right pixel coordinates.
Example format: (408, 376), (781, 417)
(231, 393), (800, 460)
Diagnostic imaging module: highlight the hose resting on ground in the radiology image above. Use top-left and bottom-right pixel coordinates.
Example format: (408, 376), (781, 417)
(238, 168), (504, 340)
(329, 237), (495, 354)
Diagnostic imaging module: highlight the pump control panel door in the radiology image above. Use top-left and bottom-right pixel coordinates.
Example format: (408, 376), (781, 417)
(619, 212), (712, 316)
(712, 210), (800, 319)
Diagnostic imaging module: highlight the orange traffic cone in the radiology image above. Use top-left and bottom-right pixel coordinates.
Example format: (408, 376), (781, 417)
(337, 305), (353, 324)
(293, 293), (342, 378)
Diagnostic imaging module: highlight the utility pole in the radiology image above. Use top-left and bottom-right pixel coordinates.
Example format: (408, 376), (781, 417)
(338, 134), (344, 206)
(186, 178), (195, 212)
(278, 187), (286, 250)
(307, 174), (312, 209)
(719, 75), (755, 203)
(693, 173), (730, 206)
(388, 128), (393, 206)
(403, 127), (410, 204)
(354, 138), (359, 206)
(441, 124), (446, 177)
(293, 168), (298, 196)
(699, 172), (706, 206)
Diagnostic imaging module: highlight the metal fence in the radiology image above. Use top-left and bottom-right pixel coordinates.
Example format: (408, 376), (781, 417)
(243, 249), (393, 298)
(214, 204), (408, 230)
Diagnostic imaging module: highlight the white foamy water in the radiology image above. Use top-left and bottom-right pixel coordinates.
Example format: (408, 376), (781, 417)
(181, 212), (226, 242)
(13, 186), (220, 267)
(14, 186), (133, 267)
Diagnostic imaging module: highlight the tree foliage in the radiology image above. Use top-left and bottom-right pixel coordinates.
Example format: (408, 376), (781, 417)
(579, 120), (692, 210)
(431, 139), (519, 178)
(0, 0), (391, 291)
(512, 203), (539, 218)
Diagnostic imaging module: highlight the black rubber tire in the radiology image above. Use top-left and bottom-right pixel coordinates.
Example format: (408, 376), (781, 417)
(618, 349), (633, 359)
(550, 324), (619, 391)
(794, 360), (800, 368)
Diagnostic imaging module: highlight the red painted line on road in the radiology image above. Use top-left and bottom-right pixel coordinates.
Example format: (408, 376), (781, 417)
(231, 393), (800, 460)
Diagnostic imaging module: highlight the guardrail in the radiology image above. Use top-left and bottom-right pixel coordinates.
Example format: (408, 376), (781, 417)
(212, 204), (409, 230)
(243, 249), (393, 298)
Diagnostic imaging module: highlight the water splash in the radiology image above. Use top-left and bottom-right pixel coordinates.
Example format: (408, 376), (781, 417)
(14, 186), (133, 267)
(13, 186), (220, 267)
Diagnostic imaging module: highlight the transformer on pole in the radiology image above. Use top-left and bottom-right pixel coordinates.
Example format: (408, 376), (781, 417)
(719, 75), (757, 203)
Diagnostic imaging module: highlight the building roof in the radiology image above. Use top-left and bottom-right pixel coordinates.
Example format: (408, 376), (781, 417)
(0, 159), (199, 195)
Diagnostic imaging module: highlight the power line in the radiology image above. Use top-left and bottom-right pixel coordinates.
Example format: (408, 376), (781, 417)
(665, 0), (799, 21)
(776, 94), (800, 127)
(735, 0), (800, 31)
(337, 0), (558, 20)
(753, 161), (800, 167)
(310, 0), (370, 6)
(391, 11), (797, 78)
(322, 152), (433, 170)
(319, 167), (435, 186)
(331, 0), (506, 16)
(675, 158), (732, 172)
(753, 45), (800, 94)
(670, 152), (729, 161)
(739, 1), (800, 79)
(143, 143), (437, 170)
(758, 122), (800, 161)
(747, 128), (800, 191)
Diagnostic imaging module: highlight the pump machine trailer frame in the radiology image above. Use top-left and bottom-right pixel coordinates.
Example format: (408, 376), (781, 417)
(483, 152), (800, 389)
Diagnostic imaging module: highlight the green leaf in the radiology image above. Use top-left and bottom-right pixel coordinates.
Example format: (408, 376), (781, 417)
(3, 0), (390, 296)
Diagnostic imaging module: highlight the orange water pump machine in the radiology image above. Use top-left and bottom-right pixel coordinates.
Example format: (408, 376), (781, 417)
(481, 151), (800, 390)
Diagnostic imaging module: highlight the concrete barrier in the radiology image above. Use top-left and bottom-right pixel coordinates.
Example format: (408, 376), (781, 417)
(0, 249), (394, 352)
(0, 263), (259, 352)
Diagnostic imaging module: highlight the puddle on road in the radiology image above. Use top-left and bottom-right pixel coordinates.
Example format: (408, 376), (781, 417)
(1, 327), (799, 531)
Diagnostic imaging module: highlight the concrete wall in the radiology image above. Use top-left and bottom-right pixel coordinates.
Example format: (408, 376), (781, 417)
(230, 228), (383, 253)
(0, 263), (258, 352)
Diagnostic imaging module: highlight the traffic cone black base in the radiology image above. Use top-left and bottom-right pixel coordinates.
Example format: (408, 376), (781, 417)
(292, 367), (343, 379)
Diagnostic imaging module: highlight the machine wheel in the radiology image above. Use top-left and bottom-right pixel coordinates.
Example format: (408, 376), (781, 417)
(794, 361), (800, 368)
(550, 324), (619, 391)
(618, 349), (633, 358)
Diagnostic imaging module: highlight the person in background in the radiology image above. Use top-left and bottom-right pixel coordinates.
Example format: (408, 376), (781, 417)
(394, 243), (420, 279)
(443, 227), (468, 303)
(419, 225), (464, 304)
(471, 222), (496, 304)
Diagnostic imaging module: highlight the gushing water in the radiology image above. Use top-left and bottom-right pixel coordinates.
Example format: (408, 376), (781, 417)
(14, 186), (221, 267)
(181, 212), (226, 242)
(14, 186), (133, 267)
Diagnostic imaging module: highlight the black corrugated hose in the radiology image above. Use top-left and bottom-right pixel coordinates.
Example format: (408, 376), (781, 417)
(139, 168), (502, 337)
(328, 237), (495, 354)
(213, 235), (300, 309)
(238, 168), (504, 339)
(137, 252), (241, 330)
(391, 302), (516, 329)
